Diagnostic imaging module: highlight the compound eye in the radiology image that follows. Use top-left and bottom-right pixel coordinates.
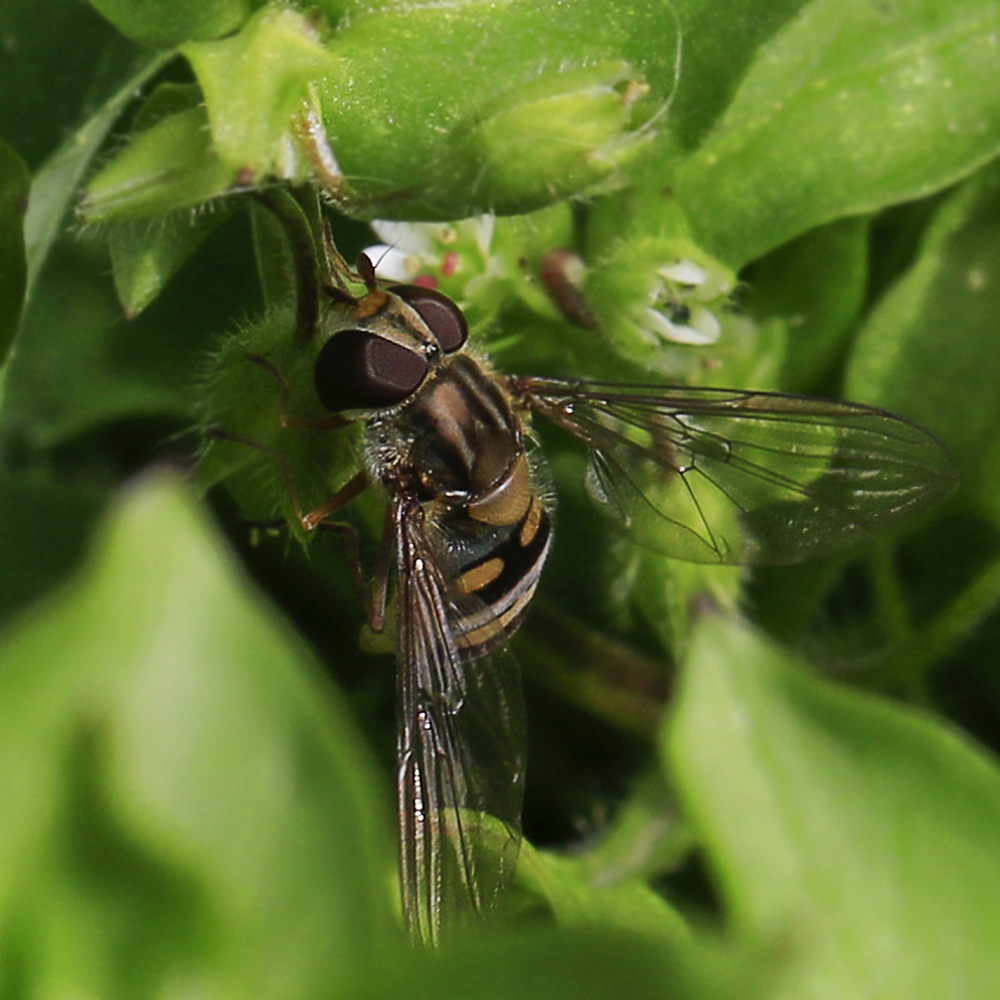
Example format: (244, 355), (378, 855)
(314, 329), (428, 412)
(393, 285), (468, 353)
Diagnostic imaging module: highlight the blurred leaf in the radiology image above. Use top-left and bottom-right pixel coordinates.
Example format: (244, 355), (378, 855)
(5, 208), (259, 448)
(518, 842), (689, 944)
(0, 473), (395, 996)
(24, 52), (170, 300)
(845, 163), (1000, 527)
(745, 215), (870, 393)
(356, 926), (768, 1000)
(632, 556), (744, 661)
(0, 138), (29, 361)
(0, 0), (138, 172)
(574, 770), (691, 882)
(88, 0), (265, 49)
(0, 476), (105, 628)
(667, 613), (1000, 998)
(516, 770), (694, 946)
(4, 240), (137, 447)
(674, 0), (1000, 267)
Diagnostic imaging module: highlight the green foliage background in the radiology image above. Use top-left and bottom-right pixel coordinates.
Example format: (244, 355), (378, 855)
(2, 0), (1000, 997)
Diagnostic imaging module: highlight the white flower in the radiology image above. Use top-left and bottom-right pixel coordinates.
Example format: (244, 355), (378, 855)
(658, 259), (732, 302)
(640, 257), (731, 346)
(658, 260), (708, 288)
(367, 216), (496, 281)
(642, 302), (721, 346)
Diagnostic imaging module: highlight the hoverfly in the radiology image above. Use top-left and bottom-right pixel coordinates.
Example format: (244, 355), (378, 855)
(242, 250), (957, 947)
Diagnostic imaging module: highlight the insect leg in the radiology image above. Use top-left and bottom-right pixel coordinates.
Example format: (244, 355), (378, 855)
(314, 497), (394, 636)
(207, 426), (368, 533)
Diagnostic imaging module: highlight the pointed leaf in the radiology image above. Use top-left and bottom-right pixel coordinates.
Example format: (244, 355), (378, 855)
(675, 0), (1000, 266)
(845, 163), (1000, 527)
(0, 138), (29, 361)
(667, 613), (1000, 998)
(0, 474), (394, 996)
(24, 53), (170, 299)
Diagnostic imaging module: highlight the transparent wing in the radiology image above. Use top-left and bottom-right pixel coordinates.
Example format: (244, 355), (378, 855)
(394, 498), (525, 947)
(513, 377), (959, 564)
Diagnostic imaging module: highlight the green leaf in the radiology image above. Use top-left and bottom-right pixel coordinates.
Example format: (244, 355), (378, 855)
(99, 84), (243, 316)
(3, 240), (181, 446)
(183, 7), (342, 178)
(88, 0), (265, 49)
(360, 927), (767, 1000)
(744, 216), (870, 393)
(76, 2), (682, 222)
(318, 0), (678, 219)
(79, 107), (238, 224)
(674, 0), (1000, 267)
(518, 843), (689, 945)
(667, 613), (1000, 998)
(0, 473), (395, 995)
(5, 199), (261, 448)
(24, 51), (170, 299)
(844, 163), (1000, 527)
(665, 0), (813, 151)
(0, 139), (29, 361)
(108, 207), (238, 318)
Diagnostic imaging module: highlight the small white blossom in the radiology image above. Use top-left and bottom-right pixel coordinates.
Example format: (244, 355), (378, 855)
(367, 216), (496, 282)
(658, 260), (708, 288)
(370, 220), (435, 256)
(640, 257), (729, 346)
(643, 303), (721, 346)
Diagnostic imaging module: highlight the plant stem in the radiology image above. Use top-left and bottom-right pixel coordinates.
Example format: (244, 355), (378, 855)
(873, 551), (1000, 689)
(252, 185), (320, 345)
(867, 541), (915, 648)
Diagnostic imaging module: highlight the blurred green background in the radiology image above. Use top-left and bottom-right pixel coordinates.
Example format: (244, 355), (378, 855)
(2, 0), (1000, 997)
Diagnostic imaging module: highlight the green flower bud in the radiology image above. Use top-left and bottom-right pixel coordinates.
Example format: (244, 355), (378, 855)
(195, 306), (358, 535)
(452, 61), (656, 214)
(318, 0), (677, 219)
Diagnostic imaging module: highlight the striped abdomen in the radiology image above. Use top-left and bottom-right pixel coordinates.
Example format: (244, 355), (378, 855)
(445, 490), (552, 654)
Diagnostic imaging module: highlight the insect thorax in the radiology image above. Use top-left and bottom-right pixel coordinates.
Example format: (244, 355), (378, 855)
(367, 353), (553, 646)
